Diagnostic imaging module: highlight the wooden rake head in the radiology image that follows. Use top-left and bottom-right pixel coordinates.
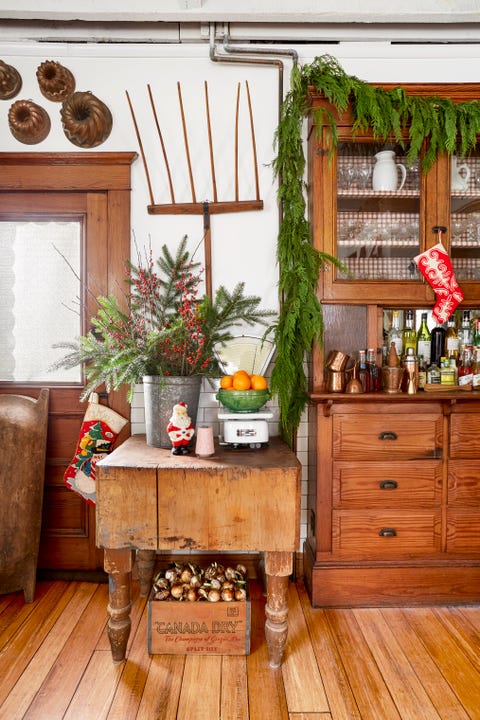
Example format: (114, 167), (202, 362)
(126, 80), (264, 297)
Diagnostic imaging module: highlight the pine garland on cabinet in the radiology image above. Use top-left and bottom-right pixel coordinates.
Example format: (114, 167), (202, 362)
(271, 54), (480, 445)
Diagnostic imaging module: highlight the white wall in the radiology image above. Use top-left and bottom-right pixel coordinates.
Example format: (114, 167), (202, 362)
(2, 37), (480, 549)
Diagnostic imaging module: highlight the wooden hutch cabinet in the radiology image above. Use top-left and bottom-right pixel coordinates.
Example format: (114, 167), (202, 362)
(305, 85), (480, 606)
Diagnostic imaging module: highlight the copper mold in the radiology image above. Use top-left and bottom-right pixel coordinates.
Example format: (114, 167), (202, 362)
(0, 60), (22, 100)
(36, 60), (75, 102)
(60, 91), (113, 148)
(8, 99), (51, 144)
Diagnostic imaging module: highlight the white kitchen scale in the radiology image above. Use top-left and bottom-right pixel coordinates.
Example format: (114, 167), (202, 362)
(214, 335), (275, 449)
(218, 409), (273, 447)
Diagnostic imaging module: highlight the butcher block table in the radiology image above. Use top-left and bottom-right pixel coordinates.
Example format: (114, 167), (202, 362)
(96, 434), (301, 667)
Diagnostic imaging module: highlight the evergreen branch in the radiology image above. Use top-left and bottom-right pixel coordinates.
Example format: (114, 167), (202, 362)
(272, 53), (480, 446)
(52, 239), (276, 400)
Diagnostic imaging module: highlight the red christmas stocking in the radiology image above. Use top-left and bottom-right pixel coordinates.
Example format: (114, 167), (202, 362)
(414, 241), (464, 324)
(64, 393), (127, 505)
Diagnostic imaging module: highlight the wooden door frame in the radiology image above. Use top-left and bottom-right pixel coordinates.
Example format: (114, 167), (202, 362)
(0, 151), (137, 423)
(0, 152), (137, 570)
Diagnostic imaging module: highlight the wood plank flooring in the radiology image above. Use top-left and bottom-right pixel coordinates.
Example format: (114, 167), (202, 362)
(0, 578), (479, 719)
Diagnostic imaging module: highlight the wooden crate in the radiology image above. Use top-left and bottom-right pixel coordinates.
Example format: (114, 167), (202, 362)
(147, 589), (251, 655)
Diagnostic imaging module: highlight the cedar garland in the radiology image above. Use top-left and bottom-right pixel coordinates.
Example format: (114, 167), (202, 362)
(271, 54), (480, 445)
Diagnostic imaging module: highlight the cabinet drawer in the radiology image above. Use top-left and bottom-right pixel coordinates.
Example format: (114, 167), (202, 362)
(450, 414), (480, 458)
(332, 510), (441, 556)
(447, 510), (480, 553)
(333, 461), (442, 507)
(333, 414), (442, 460)
(448, 461), (480, 505)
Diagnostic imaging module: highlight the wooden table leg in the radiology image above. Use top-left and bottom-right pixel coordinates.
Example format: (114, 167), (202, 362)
(137, 549), (156, 596)
(264, 551), (293, 668)
(104, 548), (133, 663)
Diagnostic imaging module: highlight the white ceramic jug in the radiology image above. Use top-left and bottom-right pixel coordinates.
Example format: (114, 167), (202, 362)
(451, 155), (471, 191)
(372, 150), (407, 191)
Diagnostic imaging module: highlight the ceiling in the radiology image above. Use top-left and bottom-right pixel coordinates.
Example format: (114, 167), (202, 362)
(0, 0), (479, 25)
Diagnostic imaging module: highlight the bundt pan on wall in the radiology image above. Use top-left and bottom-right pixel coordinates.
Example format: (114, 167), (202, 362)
(0, 60), (22, 100)
(60, 91), (113, 148)
(8, 99), (51, 144)
(36, 60), (75, 102)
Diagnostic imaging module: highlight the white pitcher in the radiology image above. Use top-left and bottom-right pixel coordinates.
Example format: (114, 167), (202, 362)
(451, 155), (471, 191)
(372, 150), (407, 191)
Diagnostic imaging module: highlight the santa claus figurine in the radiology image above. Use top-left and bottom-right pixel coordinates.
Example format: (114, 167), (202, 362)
(166, 401), (195, 455)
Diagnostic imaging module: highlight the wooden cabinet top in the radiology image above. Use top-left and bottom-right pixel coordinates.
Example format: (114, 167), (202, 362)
(310, 391), (480, 405)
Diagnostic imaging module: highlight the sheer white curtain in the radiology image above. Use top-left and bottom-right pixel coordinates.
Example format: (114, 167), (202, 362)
(0, 220), (82, 382)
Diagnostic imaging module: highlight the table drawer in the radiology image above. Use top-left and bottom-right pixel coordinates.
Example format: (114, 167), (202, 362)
(447, 510), (480, 553)
(333, 461), (442, 507)
(450, 414), (480, 458)
(332, 414), (442, 460)
(448, 461), (480, 505)
(332, 510), (441, 556)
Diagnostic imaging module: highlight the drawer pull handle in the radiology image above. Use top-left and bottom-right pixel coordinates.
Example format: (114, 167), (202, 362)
(380, 480), (398, 490)
(379, 527), (397, 538)
(379, 431), (397, 441)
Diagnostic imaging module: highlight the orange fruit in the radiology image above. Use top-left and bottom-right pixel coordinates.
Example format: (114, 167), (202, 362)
(232, 370), (251, 390)
(220, 375), (233, 389)
(250, 374), (268, 390)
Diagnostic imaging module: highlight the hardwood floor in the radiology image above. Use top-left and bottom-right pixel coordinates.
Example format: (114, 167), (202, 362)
(1, 577), (479, 719)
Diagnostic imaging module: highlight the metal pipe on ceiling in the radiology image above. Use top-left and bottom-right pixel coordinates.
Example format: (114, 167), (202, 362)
(208, 21), (298, 267)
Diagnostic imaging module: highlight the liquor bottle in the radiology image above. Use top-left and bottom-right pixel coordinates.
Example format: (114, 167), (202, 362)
(366, 348), (381, 391)
(381, 344), (388, 367)
(430, 322), (446, 366)
(445, 315), (459, 362)
(427, 361), (441, 385)
(472, 348), (480, 389)
(402, 309), (417, 356)
(458, 309), (473, 356)
(358, 350), (370, 392)
(440, 357), (455, 385)
(387, 310), (403, 358)
(458, 349), (473, 386)
(473, 318), (480, 349)
(449, 355), (458, 385)
(418, 355), (427, 390)
(416, 312), (431, 366)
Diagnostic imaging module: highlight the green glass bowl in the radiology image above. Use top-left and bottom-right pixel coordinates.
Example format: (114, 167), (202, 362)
(216, 388), (270, 413)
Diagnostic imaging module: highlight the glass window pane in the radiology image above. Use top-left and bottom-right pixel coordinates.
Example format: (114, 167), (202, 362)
(0, 220), (82, 382)
(450, 151), (480, 281)
(336, 142), (421, 281)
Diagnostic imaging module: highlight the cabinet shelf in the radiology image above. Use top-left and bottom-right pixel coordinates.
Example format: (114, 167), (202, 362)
(337, 239), (419, 248)
(338, 189), (420, 199)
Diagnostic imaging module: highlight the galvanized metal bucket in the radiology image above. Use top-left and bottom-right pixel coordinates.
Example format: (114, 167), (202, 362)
(143, 375), (202, 448)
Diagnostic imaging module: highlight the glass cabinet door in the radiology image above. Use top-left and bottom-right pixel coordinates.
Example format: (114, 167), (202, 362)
(336, 141), (421, 282)
(450, 150), (480, 283)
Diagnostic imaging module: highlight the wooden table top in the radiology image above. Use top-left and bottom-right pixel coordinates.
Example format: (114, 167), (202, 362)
(97, 434), (301, 472)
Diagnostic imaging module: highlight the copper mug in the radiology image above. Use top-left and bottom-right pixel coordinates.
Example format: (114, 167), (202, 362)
(325, 350), (350, 373)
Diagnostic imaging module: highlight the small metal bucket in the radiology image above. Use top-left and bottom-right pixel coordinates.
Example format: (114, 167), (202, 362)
(325, 369), (346, 393)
